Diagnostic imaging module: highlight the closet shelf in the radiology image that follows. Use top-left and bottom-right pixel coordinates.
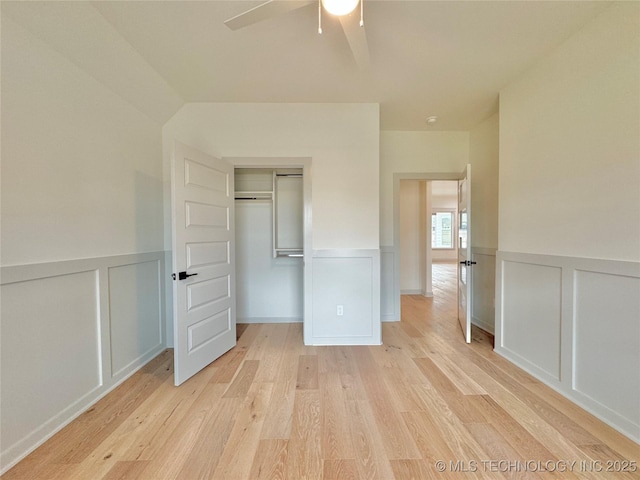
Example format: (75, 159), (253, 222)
(275, 249), (303, 258)
(234, 190), (273, 200)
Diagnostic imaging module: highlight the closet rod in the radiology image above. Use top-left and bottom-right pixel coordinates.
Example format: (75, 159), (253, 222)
(275, 173), (303, 177)
(235, 195), (271, 200)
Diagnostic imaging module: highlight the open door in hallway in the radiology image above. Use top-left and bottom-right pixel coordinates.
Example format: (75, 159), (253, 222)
(457, 164), (473, 343)
(171, 141), (236, 385)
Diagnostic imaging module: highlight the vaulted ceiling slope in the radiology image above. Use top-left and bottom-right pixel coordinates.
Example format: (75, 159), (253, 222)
(2, 1), (610, 130)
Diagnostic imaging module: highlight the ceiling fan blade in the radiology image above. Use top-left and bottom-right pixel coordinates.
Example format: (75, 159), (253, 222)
(224, 0), (314, 30)
(338, 12), (370, 70)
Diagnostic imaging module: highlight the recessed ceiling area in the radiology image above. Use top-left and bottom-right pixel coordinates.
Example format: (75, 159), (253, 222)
(3, 1), (610, 130)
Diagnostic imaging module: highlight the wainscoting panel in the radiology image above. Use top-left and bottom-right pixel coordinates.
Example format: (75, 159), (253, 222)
(0, 270), (101, 467)
(496, 251), (640, 443)
(501, 260), (562, 381)
(309, 249), (381, 345)
(573, 269), (640, 431)
(471, 247), (496, 334)
(108, 260), (163, 377)
(0, 252), (167, 473)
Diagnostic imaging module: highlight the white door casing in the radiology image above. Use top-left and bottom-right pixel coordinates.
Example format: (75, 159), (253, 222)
(458, 164), (472, 343)
(171, 142), (236, 386)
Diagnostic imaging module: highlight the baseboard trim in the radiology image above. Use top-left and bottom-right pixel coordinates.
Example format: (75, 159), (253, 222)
(237, 317), (302, 324)
(401, 289), (422, 295)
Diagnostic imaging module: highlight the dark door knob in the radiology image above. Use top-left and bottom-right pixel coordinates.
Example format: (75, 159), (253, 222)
(172, 271), (199, 280)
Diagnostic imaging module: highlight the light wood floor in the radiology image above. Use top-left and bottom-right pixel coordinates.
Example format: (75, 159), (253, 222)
(3, 264), (639, 479)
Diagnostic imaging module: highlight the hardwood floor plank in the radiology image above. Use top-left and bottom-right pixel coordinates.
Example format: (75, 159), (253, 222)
(464, 423), (539, 480)
(381, 367), (427, 412)
(321, 372), (355, 460)
(319, 346), (368, 401)
(577, 444), (640, 480)
(428, 352), (487, 395)
(260, 326), (301, 439)
(209, 348), (249, 384)
(323, 459), (359, 480)
(1, 463), (79, 480)
(247, 439), (288, 480)
(223, 359), (259, 398)
(411, 383), (492, 479)
(384, 322), (431, 358)
(125, 377), (224, 462)
(285, 390), (322, 480)
(211, 382), (274, 479)
(346, 400), (396, 480)
(466, 395), (560, 466)
(247, 323), (289, 382)
(389, 459), (436, 480)
(101, 461), (149, 480)
(353, 347), (422, 460)
(414, 357), (487, 424)
(172, 397), (242, 479)
(134, 383), (229, 479)
(400, 410), (457, 466)
(296, 354), (319, 390)
(209, 324), (262, 384)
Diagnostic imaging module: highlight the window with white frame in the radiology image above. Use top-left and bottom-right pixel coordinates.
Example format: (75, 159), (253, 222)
(431, 210), (455, 249)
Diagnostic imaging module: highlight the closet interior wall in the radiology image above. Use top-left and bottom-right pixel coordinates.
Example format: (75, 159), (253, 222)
(234, 168), (304, 323)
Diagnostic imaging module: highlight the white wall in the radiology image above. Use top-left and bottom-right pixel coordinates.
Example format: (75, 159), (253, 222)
(499, 4), (639, 262)
(469, 113), (499, 251)
(163, 103), (381, 345)
(468, 113), (499, 334)
(399, 181), (421, 292)
(1, 14), (172, 472)
(496, 3), (640, 441)
(1, 18), (165, 266)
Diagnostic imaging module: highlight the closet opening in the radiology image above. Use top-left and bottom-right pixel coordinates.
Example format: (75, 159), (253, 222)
(234, 167), (304, 324)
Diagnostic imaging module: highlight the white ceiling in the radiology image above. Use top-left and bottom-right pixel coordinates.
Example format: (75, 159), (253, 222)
(3, 1), (610, 130)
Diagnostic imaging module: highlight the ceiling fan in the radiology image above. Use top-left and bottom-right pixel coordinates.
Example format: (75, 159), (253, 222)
(224, 0), (370, 70)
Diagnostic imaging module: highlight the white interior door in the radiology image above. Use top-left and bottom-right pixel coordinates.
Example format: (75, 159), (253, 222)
(171, 141), (236, 386)
(457, 164), (473, 343)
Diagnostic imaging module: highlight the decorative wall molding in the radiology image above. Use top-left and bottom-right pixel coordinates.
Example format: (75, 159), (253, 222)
(309, 249), (381, 345)
(471, 247), (496, 334)
(496, 251), (640, 443)
(1, 252), (167, 473)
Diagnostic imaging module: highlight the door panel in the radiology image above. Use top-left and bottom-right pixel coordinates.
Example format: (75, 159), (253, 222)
(172, 142), (236, 385)
(458, 165), (472, 343)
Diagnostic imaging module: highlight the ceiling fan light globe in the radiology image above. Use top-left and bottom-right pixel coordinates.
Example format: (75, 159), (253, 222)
(322, 0), (359, 17)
